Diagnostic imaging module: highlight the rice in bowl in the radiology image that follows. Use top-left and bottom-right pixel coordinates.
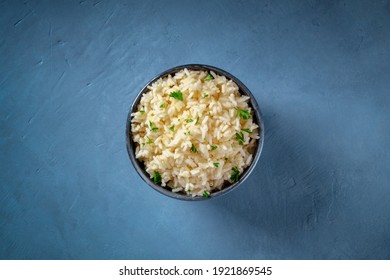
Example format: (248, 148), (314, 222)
(130, 68), (260, 197)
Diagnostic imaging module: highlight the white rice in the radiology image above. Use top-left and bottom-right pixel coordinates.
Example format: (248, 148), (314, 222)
(131, 69), (259, 197)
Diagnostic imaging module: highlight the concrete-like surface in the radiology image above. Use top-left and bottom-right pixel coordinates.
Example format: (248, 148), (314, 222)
(1, 0), (390, 259)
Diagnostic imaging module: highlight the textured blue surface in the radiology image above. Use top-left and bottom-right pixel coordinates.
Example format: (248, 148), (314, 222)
(1, 0), (390, 259)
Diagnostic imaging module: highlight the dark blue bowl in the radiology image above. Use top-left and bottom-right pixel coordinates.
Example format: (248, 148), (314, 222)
(126, 64), (265, 201)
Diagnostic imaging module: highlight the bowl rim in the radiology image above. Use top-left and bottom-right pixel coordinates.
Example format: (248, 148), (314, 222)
(126, 64), (265, 201)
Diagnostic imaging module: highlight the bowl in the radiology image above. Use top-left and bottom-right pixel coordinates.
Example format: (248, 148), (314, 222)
(126, 64), (264, 201)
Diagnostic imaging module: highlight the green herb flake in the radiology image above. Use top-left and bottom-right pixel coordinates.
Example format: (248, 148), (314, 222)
(203, 191), (210, 198)
(169, 91), (183, 101)
(190, 143), (197, 153)
(186, 118), (193, 123)
(225, 157), (229, 161)
(235, 131), (245, 145)
(169, 125), (174, 131)
(142, 143), (145, 147)
(204, 74), (214, 81)
(242, 128), (252, 133)
(153, 171), (161, 184)
(211, 145), (218, 150)
(231, 167), (240, 182)
(203, 93), (209, 98)
(237, 109), (250, 120)
(149, 121), (158, 132)
(213, 162), (219, 168)
(146, 136), (153, 144)
(140, 110), (145, 114)
(160, 103), (166, 108)
(195, 117), (199, 124)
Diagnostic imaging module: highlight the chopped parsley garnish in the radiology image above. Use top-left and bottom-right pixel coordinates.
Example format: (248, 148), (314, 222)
(169, 125), (174, 131)
(242, 128), (252, 133)
(195, 117), (199, 124)
(186, 118), (193, 123)
(146, 136), (153, 144)
(160, 103), (166, 108)
(231, 167), (239, 182)
(225, 157), (229, 161)
(211, 145), (218, 150)
(213, 162), (219, 167)
(204, 74), (214, 81)
(235, 131), (245, 145)
(153, 171), (161, 184)
(203, 191), (210, 198)
(237, 109), (250, 120)
(140, 110), (145, 114)
(203, 93), (209, 98)
(150, 121), (158, 132)
(169, 91), (183, 101)
(190, 143), (197, 153)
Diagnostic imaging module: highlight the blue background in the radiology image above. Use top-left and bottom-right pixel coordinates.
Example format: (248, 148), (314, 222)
(1, 0), (390, 259)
